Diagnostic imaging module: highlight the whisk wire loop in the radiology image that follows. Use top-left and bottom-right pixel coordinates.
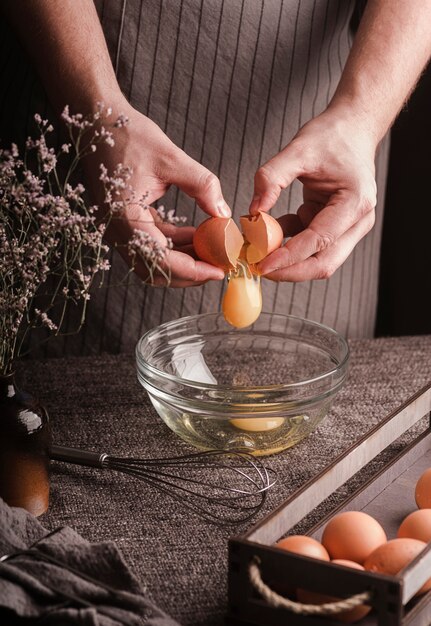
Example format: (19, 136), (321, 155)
(50, 445), (276, 525)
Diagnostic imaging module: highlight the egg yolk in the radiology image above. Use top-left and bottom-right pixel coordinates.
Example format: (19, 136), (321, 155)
(230, 417), (284, 432)
(222, 260), (262, 328)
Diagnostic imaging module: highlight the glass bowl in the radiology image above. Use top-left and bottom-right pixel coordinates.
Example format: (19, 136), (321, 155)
(136, 312), (349, 456)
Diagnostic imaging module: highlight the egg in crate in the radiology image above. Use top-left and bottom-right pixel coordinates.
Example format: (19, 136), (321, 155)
(273, 535), (330, 600)
(276, 535), (330, 561)
(415, 468), (431, 509)
(364, 538), (431, 595)
(321, 511), (387, 564)
(297, 560), (371, 623)
(397, 509), (431, 542)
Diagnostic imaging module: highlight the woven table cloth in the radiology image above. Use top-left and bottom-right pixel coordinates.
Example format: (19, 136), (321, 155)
(20, 335), (431, 626)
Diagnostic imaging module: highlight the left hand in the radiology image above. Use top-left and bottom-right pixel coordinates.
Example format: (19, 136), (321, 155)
(249, 108), (378, 282)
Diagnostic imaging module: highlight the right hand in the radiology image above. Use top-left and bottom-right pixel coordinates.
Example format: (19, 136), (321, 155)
(84, 102), (230, 287)
(249, 108), (378, 282)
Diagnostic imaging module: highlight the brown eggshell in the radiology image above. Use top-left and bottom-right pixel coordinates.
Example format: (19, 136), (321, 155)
(415, 468), (431, 509)
(240, 211), (283, 264)
(271, 535), (328, 601)
(276, 535), (330, 561)
(397, 509), (431, 543)
(364, 538), (431, 595)
(322, 511), (387, 564)
(297, 560), (371, 623)
(193, 217), (243, 270)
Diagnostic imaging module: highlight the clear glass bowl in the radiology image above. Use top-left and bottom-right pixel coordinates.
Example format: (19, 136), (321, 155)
(136, 313), (349, 456)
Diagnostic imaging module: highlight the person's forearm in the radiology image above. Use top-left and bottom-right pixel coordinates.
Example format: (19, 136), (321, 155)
(328, 0), (431, 144)
(1, 0), (125, 114)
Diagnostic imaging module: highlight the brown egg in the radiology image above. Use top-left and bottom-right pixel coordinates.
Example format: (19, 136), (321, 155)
(415, 468), (431, 509)
(193, 212), (283, 271)
(276, 535), (330, 561)
(240, 212), (283, 264)
(322, 511), (387, 564)
(398, 509), (431, 542)
(364, 538), (431, 595)
(297, 560), (371, 623)
(193, 217), (244, 271)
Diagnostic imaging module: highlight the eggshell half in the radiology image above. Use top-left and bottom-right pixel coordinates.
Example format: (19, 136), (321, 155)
(364, 538), (431, 595)
(297, 560), (371, 623)
(193, 217), (243, 271)
(240, 212), (283, 264)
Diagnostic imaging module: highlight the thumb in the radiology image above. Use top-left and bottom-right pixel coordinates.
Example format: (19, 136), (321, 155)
(250, 145), (304, 215)
(170, 148), (231, 218)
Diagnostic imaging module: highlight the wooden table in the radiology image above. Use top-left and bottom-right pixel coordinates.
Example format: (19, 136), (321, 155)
(22, 334), (431, 626)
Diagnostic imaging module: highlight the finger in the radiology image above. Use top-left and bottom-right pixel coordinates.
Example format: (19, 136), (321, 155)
(155, 222), (195, 246)
(250, 144), (304, 215)
(132, 248), (225, 286)
(296, 200), (324, 228)
(277, 213), (304, 237)
(169, 148), (231, 218)
(111, 202), (157, 234)
(151, 278), (205, 288)
(258, 190), (375, 275)
(105, 208), (223, 286)
(264, 211), (375, 282)
(276, 199), (326, 238)
(172, 243), (198, 258)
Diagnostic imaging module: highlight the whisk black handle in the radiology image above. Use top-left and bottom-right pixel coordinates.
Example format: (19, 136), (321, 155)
(50, 445), (108, 468)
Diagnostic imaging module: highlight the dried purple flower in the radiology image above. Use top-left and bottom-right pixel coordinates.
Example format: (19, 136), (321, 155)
(0, 104), (184, 374)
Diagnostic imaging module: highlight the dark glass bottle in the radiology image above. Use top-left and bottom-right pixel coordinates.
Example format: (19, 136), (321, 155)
(0, 373), (50, 516)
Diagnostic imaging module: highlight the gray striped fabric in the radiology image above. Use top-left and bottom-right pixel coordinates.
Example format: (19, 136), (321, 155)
(0, 0), (389, 357)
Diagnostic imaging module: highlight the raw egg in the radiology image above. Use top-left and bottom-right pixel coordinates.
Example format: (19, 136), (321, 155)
(222, 260), (262, 328)
(321, 511), (387, 564)
(415, 468), (431, 509)
(364, 538), (431, 595)
(296, 560), (371, 623)
(276, 535), (330, 561)
(397, 509), (431, 542)
(193, 213), (283, 328)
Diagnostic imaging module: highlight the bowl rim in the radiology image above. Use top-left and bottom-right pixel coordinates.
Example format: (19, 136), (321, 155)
(135, 312), (350, 392)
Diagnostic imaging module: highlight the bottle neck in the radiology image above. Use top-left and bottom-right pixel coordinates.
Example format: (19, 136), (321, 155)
(0, 373), (16, 400)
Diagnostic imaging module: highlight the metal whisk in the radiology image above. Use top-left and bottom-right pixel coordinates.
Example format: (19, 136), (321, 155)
(50, 445), (276, 525)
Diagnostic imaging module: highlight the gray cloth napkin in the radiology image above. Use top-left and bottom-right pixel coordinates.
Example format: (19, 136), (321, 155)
(0, 497), (180, 625)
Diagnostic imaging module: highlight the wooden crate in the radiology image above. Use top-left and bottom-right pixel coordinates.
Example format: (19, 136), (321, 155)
(227, 383), (431, 626)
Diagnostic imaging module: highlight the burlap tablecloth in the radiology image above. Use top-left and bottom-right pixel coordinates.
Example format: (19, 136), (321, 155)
(20, 335), (431, 626)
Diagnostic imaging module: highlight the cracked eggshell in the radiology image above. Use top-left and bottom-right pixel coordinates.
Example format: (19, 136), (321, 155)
(240, 211), (283, 264)
(193, 217), (244, 271)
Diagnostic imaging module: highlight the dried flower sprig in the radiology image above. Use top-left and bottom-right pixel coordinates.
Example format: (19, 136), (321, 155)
(0, 104), (178, 374)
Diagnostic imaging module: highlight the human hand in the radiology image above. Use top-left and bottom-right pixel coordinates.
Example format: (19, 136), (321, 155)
(85, 102), (229, 287)
(249, 109), (378, 281)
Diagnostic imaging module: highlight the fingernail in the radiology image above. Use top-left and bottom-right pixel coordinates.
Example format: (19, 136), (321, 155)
(217, 201), (231, 217)
(249, 195), (260, 215)
(258, 261), (277, 276)
(211, 268), (225, 280)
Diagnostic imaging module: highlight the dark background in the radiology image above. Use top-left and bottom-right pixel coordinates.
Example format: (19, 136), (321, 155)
(376, 65), (431, 337)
